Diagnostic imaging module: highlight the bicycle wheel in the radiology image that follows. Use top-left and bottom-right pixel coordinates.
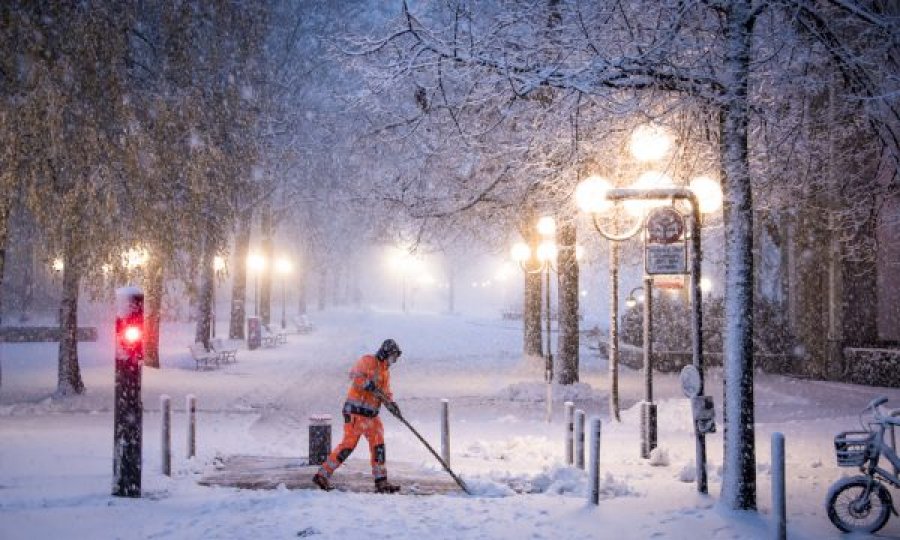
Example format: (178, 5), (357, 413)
(826, 476), (893, 533)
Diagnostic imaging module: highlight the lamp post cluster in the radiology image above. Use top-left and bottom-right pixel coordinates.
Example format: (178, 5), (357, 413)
(572, 123), (723, 494)
(508, 123), (723, 492)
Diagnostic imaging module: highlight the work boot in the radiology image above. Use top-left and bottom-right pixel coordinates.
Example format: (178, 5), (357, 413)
(374, 477), (400, 494)
(313, 473), (334, 492)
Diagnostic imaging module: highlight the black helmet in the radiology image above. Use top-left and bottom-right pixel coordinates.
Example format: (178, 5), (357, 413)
(376, 338), (402, 361)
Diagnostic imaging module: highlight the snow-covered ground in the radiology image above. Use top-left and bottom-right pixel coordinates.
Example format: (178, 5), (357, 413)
(2, 309), (899, 539)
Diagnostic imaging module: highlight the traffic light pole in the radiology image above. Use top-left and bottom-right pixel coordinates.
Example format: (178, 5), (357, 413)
(113, 286), (144, 498)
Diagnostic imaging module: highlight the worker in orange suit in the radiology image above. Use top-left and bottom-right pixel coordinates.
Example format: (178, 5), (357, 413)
(313, 339), (403, 493)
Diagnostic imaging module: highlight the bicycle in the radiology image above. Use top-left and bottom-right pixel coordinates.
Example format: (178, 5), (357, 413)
(827, 396), (900, 533)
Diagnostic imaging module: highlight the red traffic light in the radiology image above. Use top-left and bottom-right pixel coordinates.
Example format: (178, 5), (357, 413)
(123, 325), (142, 344)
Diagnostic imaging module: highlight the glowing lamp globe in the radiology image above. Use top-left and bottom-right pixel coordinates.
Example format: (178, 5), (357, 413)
(689, 176), (724, 214)
(536, 216), (556, 237)
(629, 124), (673, 162)
(536, 241), (557, 263)
(575, 176), (613, 214)
(511, 242), (531, 263)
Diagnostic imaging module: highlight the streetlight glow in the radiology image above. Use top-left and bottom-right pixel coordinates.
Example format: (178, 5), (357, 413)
(575, 244), (585, 261)
(629, 124), (673, 162)
(689, 176), (724, 214)
(123, 247), (148, 269)
(536, 241), (557, 263)
(213, 256), (226, 272)
(510, 242), (531, 263)
(247, 253), (266, 273)
(52, 258), (64, 272)
(700, 277), (713, 293)
(536, 216), (556, 237)
(575, 175), (614, 214)
(275, 258), (293, 275)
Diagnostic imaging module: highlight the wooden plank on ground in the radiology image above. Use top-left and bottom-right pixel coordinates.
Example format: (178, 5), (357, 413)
(199, 455), (463, 495)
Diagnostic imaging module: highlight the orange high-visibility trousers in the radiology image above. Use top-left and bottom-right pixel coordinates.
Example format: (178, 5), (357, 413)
(318, 413), (387, 480)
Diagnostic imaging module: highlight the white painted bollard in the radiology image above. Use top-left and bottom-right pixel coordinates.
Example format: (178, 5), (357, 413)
(564, 401), (575, 466)
(441, 399), (450, 467)
(186, 394), (196, 458)
(772, 432), (786, 540)
(160, 395), (171, 476)
(588, 417), (602, 505)
(575, 409), (586, 470)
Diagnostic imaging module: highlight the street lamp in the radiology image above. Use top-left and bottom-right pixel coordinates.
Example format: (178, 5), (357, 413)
(211, 256), (226, 338)
(247, 253), (266, 316)
(511, 216), (558, 422)
(576, 170), (723, 493)
(275, 257), (293, 329)
(625, 287), (645, 309)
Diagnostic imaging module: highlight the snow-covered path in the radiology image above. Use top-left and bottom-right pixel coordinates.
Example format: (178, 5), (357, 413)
(2, 309), (899, 539)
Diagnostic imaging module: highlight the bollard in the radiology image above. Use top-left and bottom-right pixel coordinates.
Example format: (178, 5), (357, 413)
(575, 409), (586, 470)
(772, 432), (786, 540)
(186, 394), (196, 459)
(640, 401), (658, 459)
(564, 402), (575, 466)
(160, 395), (171, 476)
(309, 415), (332, 466)
(441, 399), (450, 468)
(588, 417), (602, 505)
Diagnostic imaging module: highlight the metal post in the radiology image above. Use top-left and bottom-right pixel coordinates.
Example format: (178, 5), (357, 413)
(186, 394), (196, 459)
(113, 287), (144, 498)
(564, 401), (574, 465)
(160, 395), (171, 476)
(609, 242), (620, 422)
(688, 196), (708, 494)
(641, 276), (657, 459)
(441, 399), (450, 467)
(575, 409), (586, 470)
(772, 432), (786, 540)
(545, 266), (553, 423)
(254, 275), (259, 316)
(588, 417), (602, 505)
(211, 278), (216, 338)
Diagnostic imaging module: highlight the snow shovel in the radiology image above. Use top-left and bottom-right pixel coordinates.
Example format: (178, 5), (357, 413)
(374, 389), (472, 495)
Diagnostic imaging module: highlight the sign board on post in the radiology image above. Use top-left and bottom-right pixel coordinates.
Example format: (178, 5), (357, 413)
(247, 317), (262, 350)
(645, 208), (688, 275)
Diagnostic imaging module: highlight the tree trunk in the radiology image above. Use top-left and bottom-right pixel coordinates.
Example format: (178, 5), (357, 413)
(556, 218), (580, 384)
(144, 253), (164, 368)
(194, 236), (214, 349)
(719, 0), (757, 511)
(0, 201), (9, 390)
(56, 238), (84, 396)
(229, 208), (251, 340)
(523, 253), (543, 358)
(259, 205), (273, 326)
(297, 262), (308, 315)
(317, 265), (327, 311)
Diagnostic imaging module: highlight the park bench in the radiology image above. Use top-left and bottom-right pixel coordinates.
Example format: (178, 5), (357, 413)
(291, 314), (315, 334)
(264, 324), (287, 345)
(189, 342), (220, 370)
(259, 327), (279, 348)
(210, 338), (239, 364)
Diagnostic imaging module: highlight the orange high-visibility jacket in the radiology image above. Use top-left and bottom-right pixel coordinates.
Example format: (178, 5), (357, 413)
(344, 354), (393, 416)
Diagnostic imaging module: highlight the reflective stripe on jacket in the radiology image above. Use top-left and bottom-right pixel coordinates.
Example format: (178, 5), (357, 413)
(345, 354), (392, 414)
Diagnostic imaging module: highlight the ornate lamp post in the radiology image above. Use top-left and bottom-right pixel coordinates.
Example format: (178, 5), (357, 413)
(512, 216), (558, 422)
(575, 123), (723, 492)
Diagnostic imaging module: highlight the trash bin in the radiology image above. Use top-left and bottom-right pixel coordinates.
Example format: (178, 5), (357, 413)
(308, 414), (332, 466)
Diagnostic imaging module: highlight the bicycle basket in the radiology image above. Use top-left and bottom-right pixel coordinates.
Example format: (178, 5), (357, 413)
(834, 431), (874, 467)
